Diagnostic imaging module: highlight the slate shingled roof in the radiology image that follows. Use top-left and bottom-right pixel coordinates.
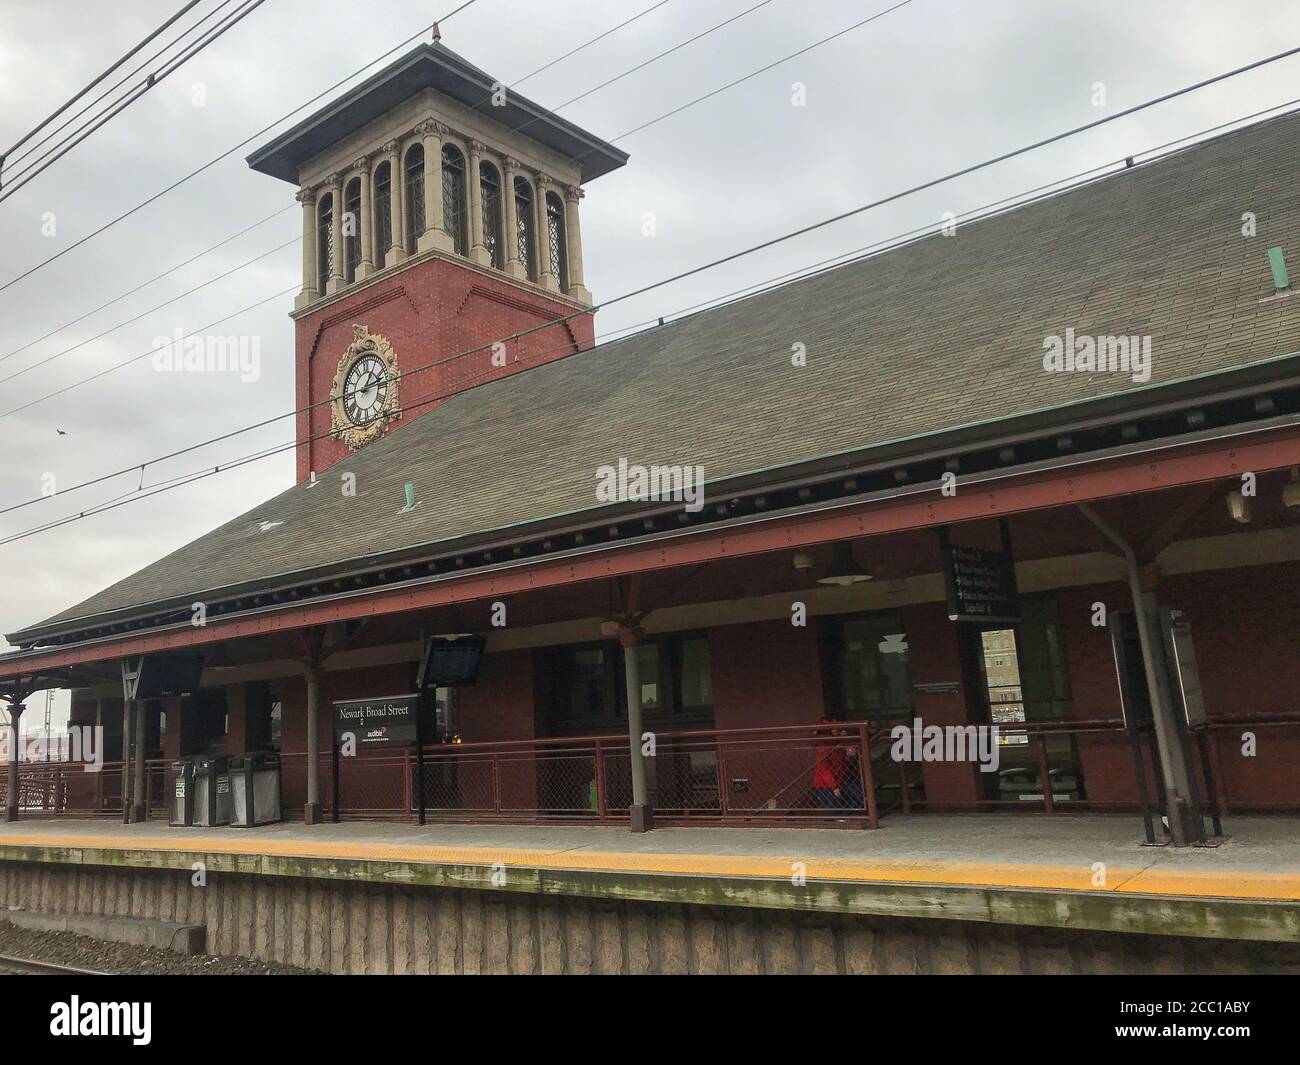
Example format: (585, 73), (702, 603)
(16, 109), (1300, 640)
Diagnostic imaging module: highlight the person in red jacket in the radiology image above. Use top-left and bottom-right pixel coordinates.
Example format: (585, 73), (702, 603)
(813, 717), (848, 809)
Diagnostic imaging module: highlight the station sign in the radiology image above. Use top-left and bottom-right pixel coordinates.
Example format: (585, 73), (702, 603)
(332, 694), (419, 746)
(942, 543), (1021, 625)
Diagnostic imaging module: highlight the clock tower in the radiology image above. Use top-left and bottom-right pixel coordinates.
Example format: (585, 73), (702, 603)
(247, 40), (627, 481)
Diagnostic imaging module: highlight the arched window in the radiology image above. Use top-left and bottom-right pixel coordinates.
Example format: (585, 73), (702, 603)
(514, 178), (535, 280)
(480, 162), (503, 269)
(373, 161), (392, 264)
(404, 143), (425, 251)
(441, 144), (467, 256)
(316, 193), (333, 293)
(546, 192), (568, 291)
(343, 177), (361, 282)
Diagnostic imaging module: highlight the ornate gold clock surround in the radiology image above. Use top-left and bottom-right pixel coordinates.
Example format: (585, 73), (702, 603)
(330, 324), (401, 450)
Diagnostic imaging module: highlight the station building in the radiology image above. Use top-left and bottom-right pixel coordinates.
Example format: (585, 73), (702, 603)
(3, 41), (1300, 846)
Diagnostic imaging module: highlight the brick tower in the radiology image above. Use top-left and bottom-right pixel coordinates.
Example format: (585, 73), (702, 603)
(247, 41), (627, 481)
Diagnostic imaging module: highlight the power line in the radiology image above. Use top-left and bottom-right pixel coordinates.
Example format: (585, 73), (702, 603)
(0, 203), (295, 366)
(5, 93), (1298, 543)
(0, 1), (202, 165)
(0, 0), (770, 394)
(5, 10), (1293, 423)
(1, 0), (912, 399)
(0, 233), (299, 385)
(0, 286), (298, 421)
(1, 0), (242, 180)
(0, 0), (667, 374)
(0, 0), (481, 295)
(0, 0), (269, 202)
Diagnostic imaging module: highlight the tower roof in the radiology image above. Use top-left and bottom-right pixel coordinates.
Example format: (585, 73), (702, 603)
(246, 42), (629, 184)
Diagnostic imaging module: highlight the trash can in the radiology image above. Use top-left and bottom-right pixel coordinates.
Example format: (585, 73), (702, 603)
(169, 759), (194, 826)
(193, 755), (232, 827)
(229, 751), (281, 827)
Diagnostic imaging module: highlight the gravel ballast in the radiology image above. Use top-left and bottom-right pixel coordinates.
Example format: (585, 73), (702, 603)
(0, 921), (323, 975)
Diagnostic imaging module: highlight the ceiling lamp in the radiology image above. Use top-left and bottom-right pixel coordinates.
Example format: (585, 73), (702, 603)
(817, 542), (873, 586)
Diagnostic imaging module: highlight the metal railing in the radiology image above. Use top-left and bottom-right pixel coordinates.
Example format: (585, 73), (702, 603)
(276, 722), (882, 828)
(890, 717), (1135, 814)
(12, 714), (1295, 826)
(0, 757), (169, 818)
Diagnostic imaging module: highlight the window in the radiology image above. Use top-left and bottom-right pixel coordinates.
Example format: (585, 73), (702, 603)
(1014, 596), (1073, 722)
(831, 611), (914, 722)
(480, 162), (503, 269)
(550, 644), (620, 734)
(246, 683), (282, 752)
(441, 144), (467, 255)
(545, 192), (567, 289)
(404, 143), (425, 251)
(543, 634), (714, 736)
(373, 161), (392, 262)
(316, 193), (333, 292)
(343, 177), (361, 282)
(514, 177), (534, 279)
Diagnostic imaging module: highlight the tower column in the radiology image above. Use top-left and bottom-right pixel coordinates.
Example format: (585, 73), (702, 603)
(354, 156), (374, 279)
(385, 139), (406, 267)
(325, 174), (344, 294)
(533, 170), (559, 293)
(467, 140), (489, 266)
(564, 184), (590, 302)
(502, 157), (523, 280)
(295, 186), (318, 309)
(417, 120), (451, 253)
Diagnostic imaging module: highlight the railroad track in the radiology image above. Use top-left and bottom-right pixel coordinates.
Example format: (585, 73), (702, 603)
(0, 952), (107, 976)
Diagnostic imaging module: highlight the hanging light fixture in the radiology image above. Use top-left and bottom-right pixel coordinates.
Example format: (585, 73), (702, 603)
(817, 541), (873, 586)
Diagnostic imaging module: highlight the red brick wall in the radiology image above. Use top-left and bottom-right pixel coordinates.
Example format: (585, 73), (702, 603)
(1164, 564), (1300, 808)
(901, 602), (982, 804)
(709, 620), (825, 731)
(1055, 566), (1300, 809)
(1054, 583), (1152, 804)
(455, 649), (535, 744)
(293, 257), (595, 481)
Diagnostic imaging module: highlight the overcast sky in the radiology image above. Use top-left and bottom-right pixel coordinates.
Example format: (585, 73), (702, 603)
(2, 0), (1298, 729)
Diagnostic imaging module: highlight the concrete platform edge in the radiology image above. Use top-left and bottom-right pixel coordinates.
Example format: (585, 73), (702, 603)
(2, 843), (1296, 945)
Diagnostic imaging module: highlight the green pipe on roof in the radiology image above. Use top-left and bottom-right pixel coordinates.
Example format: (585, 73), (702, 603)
(1268, 246), (1289, 290)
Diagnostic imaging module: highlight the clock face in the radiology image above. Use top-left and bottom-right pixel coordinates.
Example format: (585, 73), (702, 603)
(341, 352), (389, 426)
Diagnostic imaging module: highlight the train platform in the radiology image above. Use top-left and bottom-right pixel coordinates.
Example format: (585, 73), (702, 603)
(2, 814), (1300, 943)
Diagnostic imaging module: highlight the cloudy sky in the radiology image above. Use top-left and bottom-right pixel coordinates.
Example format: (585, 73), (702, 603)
(1, 0), (1298, 729)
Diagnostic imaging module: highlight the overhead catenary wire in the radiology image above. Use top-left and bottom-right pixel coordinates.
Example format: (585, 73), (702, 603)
(0, 0), (269, 201)
(0, 203), (296, 366)
(0, 0), (242, 180)
(4, 89), (1300, 543)
(0, 0), (478, 296)
(6, 21), (1298, 423)
(0, 0), (922, 396)
(0, 0), (670, 373)
(0, 232), (301, 385)
(0, 0), (202, 167)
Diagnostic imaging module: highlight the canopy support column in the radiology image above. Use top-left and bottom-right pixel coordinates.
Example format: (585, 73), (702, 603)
(1078, 503), (1199, 846)
(4, 698), (22, 822)
(301, 628), (326, 825)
